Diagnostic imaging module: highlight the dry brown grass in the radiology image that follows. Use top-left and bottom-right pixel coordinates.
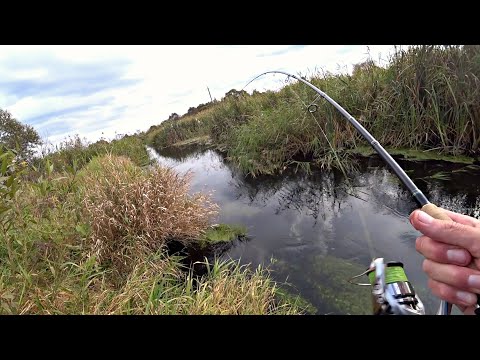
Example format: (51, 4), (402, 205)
(1, 151), (303, 315)
(80, 154), (219, 282)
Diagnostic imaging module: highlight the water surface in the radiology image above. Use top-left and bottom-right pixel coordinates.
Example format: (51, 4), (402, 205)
(149, 145), (480, 315)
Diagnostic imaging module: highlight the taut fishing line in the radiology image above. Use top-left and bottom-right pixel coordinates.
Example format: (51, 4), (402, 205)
(244, 73), (378, 263)
(242, 70), (462, 315)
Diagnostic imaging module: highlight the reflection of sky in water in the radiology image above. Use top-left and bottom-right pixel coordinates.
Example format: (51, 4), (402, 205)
(148, 147), (480, 315)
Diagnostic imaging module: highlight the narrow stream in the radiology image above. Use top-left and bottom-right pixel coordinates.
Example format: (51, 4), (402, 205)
(149, 145), (480, 314)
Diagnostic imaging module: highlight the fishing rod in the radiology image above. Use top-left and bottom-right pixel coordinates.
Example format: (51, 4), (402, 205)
(243, 70), (470, 315)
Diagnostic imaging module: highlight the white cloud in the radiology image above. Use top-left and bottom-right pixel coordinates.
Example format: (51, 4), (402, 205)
(0, 45), (401, 146)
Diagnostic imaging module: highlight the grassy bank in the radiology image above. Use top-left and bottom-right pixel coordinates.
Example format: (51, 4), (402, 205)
(38, 134), (152, 173)
(0, 141), (304, 314)
(147, 45), (480, 176)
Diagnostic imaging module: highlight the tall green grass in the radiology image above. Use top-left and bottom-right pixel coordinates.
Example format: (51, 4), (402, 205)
(0, 143), (303, 314)
(147, 109), (214, 150)
(34, 134), (151, 177)
(147, 45), (480, 176)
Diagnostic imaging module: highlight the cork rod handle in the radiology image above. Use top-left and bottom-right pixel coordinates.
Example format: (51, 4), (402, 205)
(421, 203), (453, 222)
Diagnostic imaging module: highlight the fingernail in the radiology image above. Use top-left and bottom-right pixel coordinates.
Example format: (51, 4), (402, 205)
(417, 211), (434, 225)
(468, 275), (480, 290)
(447, 249), (467, 263)
(456, 290), (477, 304)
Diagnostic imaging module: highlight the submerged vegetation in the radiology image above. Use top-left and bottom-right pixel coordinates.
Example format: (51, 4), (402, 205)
(147, 45), (480, 176)
(349, 146), (475, 164)
(200, 224), (247, 247)
(272, 255), (372, 315)
(4, 44), (480, 315)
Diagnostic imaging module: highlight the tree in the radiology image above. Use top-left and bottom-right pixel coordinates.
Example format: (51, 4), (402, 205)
(224, 89), (248, 100)
(168, 113), (180, 121)
(0, 109), (41, 158)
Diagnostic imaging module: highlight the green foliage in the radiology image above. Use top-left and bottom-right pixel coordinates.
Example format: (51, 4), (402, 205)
(36, 134), (151, 177)
(275, 287), (318, 314)
(200, 224), (247, 246)
(0, 109), (41, 159)
(0, 148), (25, 233)
(147, 45), (480, 176)
(0, 138), (301, 314)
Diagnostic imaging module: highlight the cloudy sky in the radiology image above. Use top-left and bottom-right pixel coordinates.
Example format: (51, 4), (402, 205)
(0, 45), (400, 146)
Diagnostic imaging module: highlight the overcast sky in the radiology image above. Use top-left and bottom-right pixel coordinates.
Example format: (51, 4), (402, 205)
(0, 45), (400, 146)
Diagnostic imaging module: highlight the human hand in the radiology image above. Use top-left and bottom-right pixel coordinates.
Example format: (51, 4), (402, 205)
(409, 208), (480, 315)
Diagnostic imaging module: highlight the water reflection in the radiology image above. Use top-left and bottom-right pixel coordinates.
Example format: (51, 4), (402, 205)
(147, 146), (480, 314)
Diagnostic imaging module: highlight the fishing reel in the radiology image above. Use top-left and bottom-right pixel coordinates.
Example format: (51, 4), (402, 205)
(245, 70), (476, 315)
(350, 258), (425, 315)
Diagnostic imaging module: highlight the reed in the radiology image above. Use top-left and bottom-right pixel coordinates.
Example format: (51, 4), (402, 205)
(147, 45), (480, 176)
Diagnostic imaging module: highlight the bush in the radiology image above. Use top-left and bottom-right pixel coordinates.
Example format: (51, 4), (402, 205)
(80, 155), (219, 281)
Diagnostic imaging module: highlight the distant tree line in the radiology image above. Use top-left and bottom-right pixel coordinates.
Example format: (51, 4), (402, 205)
(149, 88), (255, 133)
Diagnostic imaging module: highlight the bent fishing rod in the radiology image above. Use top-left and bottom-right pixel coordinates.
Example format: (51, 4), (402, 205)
(244, 70), (476, 315)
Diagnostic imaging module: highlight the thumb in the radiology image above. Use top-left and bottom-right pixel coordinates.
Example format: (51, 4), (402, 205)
(410, 210), (480, 258)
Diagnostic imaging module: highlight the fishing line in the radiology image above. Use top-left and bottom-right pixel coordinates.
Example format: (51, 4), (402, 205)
(250, 74), (378, 260)
(305, 89), (377, 262)
(242, 70), (456, 314)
